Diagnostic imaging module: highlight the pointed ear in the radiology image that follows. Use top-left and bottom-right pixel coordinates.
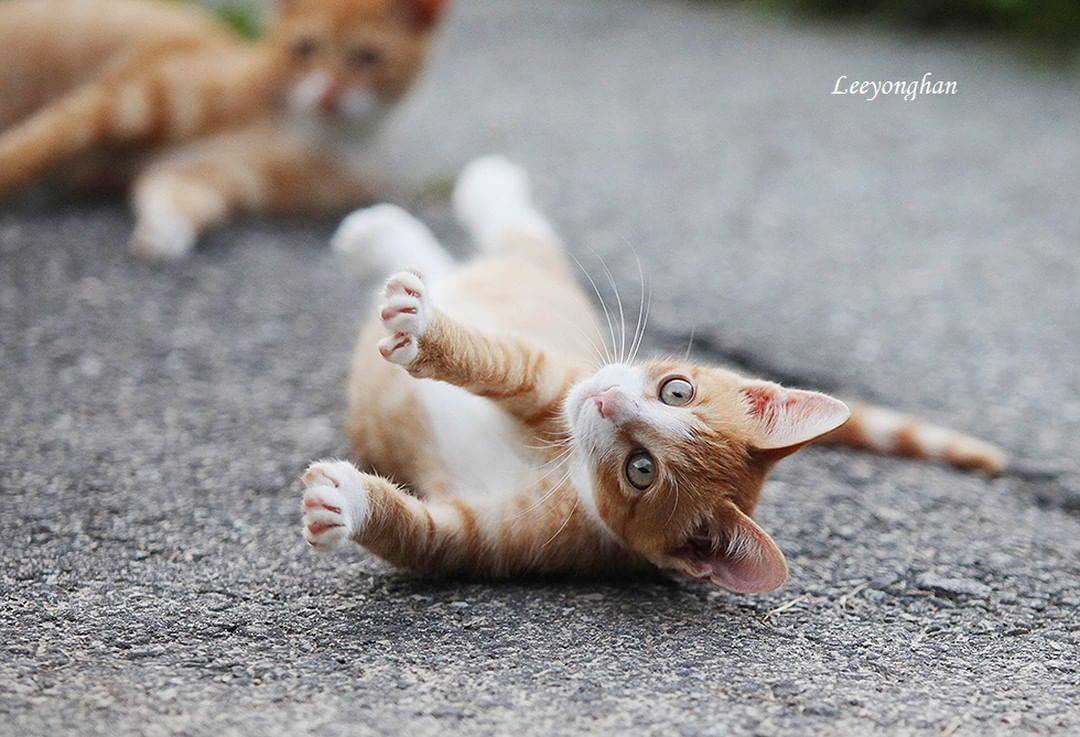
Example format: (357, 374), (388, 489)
(398, 0), (449, 30)
(740, 381), (850, 452)
(674, 507), (788, 593)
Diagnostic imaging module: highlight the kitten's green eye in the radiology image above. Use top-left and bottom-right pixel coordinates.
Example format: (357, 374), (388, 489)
(659, 377), (694, 406)
(292, 37), (318, 59)
(625, 451), (656, 491)
(348, 46), (384, 68)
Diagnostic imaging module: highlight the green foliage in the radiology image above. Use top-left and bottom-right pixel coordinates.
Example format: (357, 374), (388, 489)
(213, 4), (263, 39)
(175, 1), (263, 39)
(758, 0), (1080, 48)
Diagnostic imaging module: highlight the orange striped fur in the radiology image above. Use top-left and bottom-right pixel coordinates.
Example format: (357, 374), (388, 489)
(301, 157), (1007, 594)
(820, 403), (1005, 473)
(0, 0), (448, 260)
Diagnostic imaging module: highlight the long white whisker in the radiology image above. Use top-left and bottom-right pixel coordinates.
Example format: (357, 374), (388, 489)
(534, 427), (573, 440)
(629, 249), (647, 365)
(521, 439), (572, 450)
(532, 302), (607, 369)
(587, 245), (626, 364)
(533, 448), (575, 474)
(513, 466), (573, 521)
(544, 311), (606, 367)
(542, 496), (579, 547)
(629, 273), (652, 364)
(683, 323), (696, 361)
(567, 251), (615, 364)
(561, 323), (606, 369)
(574, 326), (608, 369)
(666, 474), (682, 525)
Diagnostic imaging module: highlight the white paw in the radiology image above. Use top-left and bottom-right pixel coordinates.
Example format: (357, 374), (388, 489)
(377, 269), (430, 366)
(300, 460), (370, 551)
(129, 209), (196, 262)
(452, 155), (533, 233)
(331, 203), (450, 278)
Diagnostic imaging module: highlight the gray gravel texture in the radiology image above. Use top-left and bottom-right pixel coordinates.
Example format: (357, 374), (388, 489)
(2, 1), (1079, 735)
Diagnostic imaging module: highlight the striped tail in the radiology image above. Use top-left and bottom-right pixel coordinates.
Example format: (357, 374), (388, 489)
(819, 402), (1006, 474)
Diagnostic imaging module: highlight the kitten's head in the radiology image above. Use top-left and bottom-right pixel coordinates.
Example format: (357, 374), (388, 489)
(271, 0), (448, 125)
(566, 361), (849, 593)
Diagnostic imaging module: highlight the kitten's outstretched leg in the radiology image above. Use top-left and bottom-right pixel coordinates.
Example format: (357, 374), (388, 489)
(331, 204), (455, 281)
(377, 270), (579, 435)
(301, 460), (627, 575)
(453, 155), (567, 274)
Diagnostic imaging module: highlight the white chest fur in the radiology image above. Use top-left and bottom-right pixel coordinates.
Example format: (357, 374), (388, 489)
(414, 379), (530, 499)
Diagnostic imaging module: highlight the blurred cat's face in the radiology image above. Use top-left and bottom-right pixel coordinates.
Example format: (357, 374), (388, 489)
(565, 361), (849, 593)
(273, 0), (446, 126)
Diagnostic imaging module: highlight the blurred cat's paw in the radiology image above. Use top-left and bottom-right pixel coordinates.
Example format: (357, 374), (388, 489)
(332, 204), (452, 278)
(453, 155), (532, 233)
(301, 460), (370, 550)
(453, 155), (560, 252)
(129, 211), (196, 262)
(377, 269), (430, 366)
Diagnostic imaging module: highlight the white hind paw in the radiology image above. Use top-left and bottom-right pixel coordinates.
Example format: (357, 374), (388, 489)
(331, 203), (450, 278)
(377, 270), (430, 366)
(301, 460), (370, 550)
(453, 155), (533, 231)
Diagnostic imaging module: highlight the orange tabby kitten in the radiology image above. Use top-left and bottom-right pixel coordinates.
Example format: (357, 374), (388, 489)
(0, 0), (447, 260)
(301, 157), (1005, 592)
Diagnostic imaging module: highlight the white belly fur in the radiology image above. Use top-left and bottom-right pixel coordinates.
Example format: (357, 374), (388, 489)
(415, 378), (529, 499)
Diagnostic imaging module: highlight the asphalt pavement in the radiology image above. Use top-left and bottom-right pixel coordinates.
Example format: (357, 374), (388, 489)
(2, 1), (1078, 734)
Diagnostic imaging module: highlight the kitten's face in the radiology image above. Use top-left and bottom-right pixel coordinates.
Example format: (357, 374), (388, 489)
(272, 0), (446, 126)
(566, 361), (849, 593)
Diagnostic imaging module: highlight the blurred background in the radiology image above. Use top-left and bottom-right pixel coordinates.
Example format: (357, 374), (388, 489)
(2, 1), (1078, 736)
(207, 0), (1080, 59)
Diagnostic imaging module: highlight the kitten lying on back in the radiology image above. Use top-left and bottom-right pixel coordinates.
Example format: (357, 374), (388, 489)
(0, 0), (447, 260)
(301, 157), (1005, 592)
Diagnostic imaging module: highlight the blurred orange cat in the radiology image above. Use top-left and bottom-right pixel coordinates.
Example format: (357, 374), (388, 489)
(300, 157), (1006, 593)
(0, 0), (448, 260)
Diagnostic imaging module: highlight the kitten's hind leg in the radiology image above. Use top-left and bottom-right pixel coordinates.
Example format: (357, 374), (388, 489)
(332, 204), (455, 281)
(452, 155), (566, 272)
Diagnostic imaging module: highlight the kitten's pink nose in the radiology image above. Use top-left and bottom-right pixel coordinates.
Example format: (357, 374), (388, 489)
(593, 387), (621, 419)
(319, 79), (344, 112)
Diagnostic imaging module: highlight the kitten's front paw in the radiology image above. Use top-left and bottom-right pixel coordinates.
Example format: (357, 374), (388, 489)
(301, 460), (370, 550)
(377, 269), (430, 367)
(129, 211), (197, 262)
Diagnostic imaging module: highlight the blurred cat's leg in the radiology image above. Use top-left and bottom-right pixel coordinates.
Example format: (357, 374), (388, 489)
(376, 270), (579, 435)
(452, 155), (568, 274)
(300, 459), (616, 575)
(130, 125), (369, 261)
(0, 40), (252, 197)
(0, 83), (111, 195)
(331, 204), (455, 281)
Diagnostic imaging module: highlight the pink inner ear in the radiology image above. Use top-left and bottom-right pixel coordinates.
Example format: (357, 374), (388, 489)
(674, 509), (789, 594)
(742, 383), (850, 450)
